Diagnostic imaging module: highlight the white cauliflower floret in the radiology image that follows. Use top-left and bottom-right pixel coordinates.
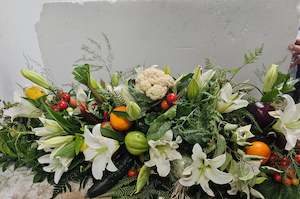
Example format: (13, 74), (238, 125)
(135, 66), (175, 100)
(146, 85), (168, 100)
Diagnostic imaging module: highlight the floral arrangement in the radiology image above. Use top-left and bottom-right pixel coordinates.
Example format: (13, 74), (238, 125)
(1, 46), (300, 199)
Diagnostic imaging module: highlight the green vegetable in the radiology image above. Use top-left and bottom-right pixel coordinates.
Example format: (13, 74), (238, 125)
(87, 147), (135, 198)
(147, 106), (177, 141)
(125, 131), (148, 156)
(135, 165), (150, 193)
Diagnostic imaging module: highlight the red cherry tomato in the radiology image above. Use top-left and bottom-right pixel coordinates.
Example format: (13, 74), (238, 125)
(269, 152), (278, 163)
(166, 93), (177, 104)
(51, 104), (60, 112)
(295, 154), (300, 165)
(273, 173), (282, 183)
(283, 177), (293, 186)
(127, 169), (138, 177)
(69, 97), (77, 108)
(280, 157), (291, 169)
(160, 100), (170, 110)
(57, 100), (68, 110)
(62, 93), (71, 102)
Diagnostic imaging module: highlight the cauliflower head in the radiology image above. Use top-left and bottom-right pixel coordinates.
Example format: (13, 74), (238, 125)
(135, 66), (175, 100)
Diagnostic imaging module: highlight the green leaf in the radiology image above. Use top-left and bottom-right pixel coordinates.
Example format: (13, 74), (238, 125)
(147, 121), (172, 141)
(135, 165), (150, 194)
(187, 78), (200, 100)
(112, 110), (130, 119)
(101, 127), (124, 142)
(72, 64), (91, 86)
(146, 106), (177, 141)
(40, 98), (80, 133)
(74, 136), (84, 155)
(33, 173), (46, 183)
(213, 134), (226, 157)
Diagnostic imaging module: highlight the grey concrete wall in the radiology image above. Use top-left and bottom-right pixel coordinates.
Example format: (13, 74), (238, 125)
(36, 0), (299, 88)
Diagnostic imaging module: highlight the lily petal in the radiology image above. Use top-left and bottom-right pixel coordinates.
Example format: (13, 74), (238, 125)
(92, 155), (107, 180)
(205, 167), (233, 184)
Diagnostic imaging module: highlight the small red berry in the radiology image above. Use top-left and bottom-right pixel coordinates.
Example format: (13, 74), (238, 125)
(103, 111), (108, 121)
(166, 93), (177, 104)
(295, 154), (300, 165)
(69, 97), (77, 108)
(61, 93), (71, 102)
(57, 100), (68, 110)
(283, 177), (293, 186)
(273, 173), (282, 183)
(269, 152), (278, 163)
(127, 169), (138, 177)
(160, 100), (170, 110)
(280, 157), (291, 169)
(51, 104), (60, 112)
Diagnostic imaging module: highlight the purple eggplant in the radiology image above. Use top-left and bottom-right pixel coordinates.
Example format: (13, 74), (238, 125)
(247, 102), (275, 129)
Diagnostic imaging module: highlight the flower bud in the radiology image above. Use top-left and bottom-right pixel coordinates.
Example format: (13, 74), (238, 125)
(37, 135), (74, 150)
(126, 101), (142, 121)
(163, 65), (171, 75)
(90, 79), (99, 89)
(111, 72), (121, 87)
(263, 64), (278, 92)
(193, 65), (202, 81)
(187, 79), (200, 100)
(21, 69), (52, 90)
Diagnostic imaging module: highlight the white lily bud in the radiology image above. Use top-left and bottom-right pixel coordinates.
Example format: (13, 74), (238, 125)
(263, 64), (278, 93)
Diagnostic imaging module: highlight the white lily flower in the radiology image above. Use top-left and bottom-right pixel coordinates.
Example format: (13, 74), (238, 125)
(269, 94), (300, 150)
(228, 151), (264, 199)
(76, 87), (88, 102)
(33, 118), (65, 137)
(233, 125), (255, 146)
(83, 124), (120, 180)
(179, 143), (233, 197)
(199, 69), (216, 87)
(38, 154), (73, 184)
(3, 92), (43, 121)
(217, 83), (249, 113)
(37, 135), (74, 150)
(145, 130), (182, 177)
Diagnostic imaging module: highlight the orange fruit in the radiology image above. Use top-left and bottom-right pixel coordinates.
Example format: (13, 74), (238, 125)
(110, 106), (131, 132)
(245, 141), (271, 164)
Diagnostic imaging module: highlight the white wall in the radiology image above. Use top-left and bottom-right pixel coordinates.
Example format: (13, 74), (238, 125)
(0, 0), (99, 101)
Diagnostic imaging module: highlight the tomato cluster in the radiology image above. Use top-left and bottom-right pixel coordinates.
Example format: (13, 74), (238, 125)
(160, 93), (177, 110)
(269, 152), (300, 186)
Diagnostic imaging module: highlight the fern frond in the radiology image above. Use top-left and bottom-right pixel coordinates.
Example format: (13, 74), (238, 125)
(243, 44), (264, 65)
